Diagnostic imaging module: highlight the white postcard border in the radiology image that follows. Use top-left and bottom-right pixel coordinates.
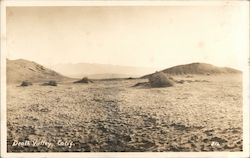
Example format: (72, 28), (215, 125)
(1, 0), (249, 158)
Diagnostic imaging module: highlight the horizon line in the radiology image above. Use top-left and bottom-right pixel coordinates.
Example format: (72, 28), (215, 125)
(6, 57), (243, 72)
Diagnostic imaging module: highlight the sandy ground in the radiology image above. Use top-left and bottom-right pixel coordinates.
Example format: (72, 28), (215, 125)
(7, 74), (242, 152)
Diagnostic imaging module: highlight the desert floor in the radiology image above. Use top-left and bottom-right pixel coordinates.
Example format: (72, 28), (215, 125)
(7, 74), (242, 152)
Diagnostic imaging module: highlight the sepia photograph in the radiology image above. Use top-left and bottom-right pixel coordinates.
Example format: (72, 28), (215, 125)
(1, 0), (249, 157)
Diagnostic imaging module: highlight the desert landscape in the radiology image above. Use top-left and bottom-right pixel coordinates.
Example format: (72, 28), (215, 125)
(6, 59), (243, 152)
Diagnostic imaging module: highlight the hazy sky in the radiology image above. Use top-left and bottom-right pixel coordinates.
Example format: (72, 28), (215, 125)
(6, 5), (248, 70)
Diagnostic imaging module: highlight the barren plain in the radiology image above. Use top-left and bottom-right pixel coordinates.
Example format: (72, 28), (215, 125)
(7, 74), (242, 152)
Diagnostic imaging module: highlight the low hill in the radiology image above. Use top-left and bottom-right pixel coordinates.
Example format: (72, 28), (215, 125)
(7, 59), (69, 83)
(142, 63), (241, 78)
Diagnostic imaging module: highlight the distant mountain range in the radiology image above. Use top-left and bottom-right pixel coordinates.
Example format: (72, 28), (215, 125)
(7, 59), (69, 83)
(142, 62), (241, 78)
(49, 63), (157, 79)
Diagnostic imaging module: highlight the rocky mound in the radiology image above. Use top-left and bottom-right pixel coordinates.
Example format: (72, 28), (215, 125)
(73, 77), (93, 84)
(134, 72), (174, 88)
